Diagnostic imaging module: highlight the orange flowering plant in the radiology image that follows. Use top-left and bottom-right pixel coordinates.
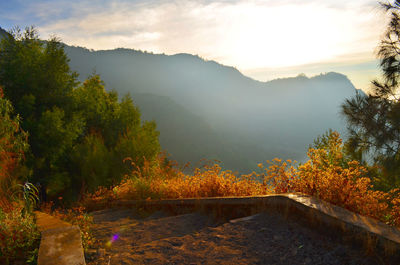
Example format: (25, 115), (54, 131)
(261, 131), (400, 226)
(87, 155), (271, 202)
(0, 201), (40, 265)
(86, 130), (399, 227)
(40, 201), (94, 250)
(0, 88), (39, 264)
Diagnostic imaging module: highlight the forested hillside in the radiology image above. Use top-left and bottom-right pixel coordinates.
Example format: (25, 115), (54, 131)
(64, 45), (360, 172)
(1, 18), (399, 263)
(0, 28), (160, 200)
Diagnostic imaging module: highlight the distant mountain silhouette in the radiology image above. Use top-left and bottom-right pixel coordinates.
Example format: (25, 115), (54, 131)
(62, 45), (360, 172)
(133, 93), (269, 172)
(0, 27), (8, 38)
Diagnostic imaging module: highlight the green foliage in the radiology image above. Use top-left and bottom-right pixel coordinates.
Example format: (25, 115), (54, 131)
(71, 133), (111, 193)
(0, 203), (40, 265)
(72, 74), (141, 147)
(311, 129), (353, 169)
(0, 26), (80, 195)
(0, 78), (38, 265)
(71, 74), (160, 194)
(0, 27), (77, 111)
(15, 182), (39, 215)
(73, 75), (120, 143)
(113, 122), (160, 171)
(37, 107), (83, 163)
(40, 202), (94, 251)
(0, 88), (29, 197)
(341, 2), (400, 190)
(0, 27), (161, 200)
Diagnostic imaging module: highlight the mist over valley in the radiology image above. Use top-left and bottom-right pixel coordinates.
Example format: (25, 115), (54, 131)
(64, 45), (360, 172)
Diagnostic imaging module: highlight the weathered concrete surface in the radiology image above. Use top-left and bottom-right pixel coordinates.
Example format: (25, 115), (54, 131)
(86, 193), (400, 263)
(35, 211), (86, 265)
(36, 211), (72, 231)
(86, 209), (382, 264)
(287, 194), (400, 248)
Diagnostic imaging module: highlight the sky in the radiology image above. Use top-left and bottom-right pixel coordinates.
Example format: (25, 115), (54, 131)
(0, 0), (390, 91)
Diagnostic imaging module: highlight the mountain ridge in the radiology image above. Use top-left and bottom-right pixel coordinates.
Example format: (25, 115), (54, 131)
(64, 44), (356, 88)
(63, 44), (359, 172)
(0, 30), (359, 172)
(0, 27), (8, 37)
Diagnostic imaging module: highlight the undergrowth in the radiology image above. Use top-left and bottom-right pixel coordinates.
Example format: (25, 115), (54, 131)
(84, 155), (272, 204)
(40, 202), (94, 251)
(0, 201), (40, 265)
(260, 132), (400, 227)
(85, 132), (400, 228)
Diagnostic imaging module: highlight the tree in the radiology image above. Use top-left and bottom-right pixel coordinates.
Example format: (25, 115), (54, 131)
(0, 27), (161, 200)
(0, 87), (29, 200)
(341, 1), (400, 190)
(71, 74), (160, 194)
(0, 27), (82, 197)
(70, 132), (111, 197)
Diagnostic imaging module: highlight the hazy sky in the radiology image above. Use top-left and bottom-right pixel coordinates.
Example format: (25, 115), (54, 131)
(0, 0), (389, 91)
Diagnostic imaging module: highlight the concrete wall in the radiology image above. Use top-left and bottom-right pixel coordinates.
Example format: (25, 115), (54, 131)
(38, 193), (400, 264)
(87, 193), (400, 263)
(35, 211), (86, 265)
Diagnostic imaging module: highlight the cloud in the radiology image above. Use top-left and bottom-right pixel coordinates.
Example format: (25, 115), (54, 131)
(243, 54), (380, 91)
(1, 0), (388, 76)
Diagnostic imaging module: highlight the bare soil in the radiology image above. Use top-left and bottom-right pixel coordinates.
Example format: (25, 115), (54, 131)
(86, 208), (383, 265)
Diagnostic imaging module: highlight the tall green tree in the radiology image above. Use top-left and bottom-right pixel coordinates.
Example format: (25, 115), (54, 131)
(0, 27), (161, 200)
(70, 132), (111, 195)
(0, 87), (29, 197)
(341, 1), (400, 190)
(71, 74), (160, 192)
(0, 27), (82, 196)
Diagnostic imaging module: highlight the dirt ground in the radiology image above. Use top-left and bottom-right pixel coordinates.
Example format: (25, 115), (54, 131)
(85, 208), (384, 265)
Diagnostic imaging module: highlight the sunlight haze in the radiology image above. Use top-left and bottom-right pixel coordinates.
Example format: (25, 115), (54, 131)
(1, 0), (389, 90)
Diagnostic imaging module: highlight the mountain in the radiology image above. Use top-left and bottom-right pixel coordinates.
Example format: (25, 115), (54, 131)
(0, 27), (8, 38)
(63, 45), (359, 173)
(133, 93), (269, 172)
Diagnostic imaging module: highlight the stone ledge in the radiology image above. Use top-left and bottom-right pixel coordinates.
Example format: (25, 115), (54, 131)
(36, 211), (72, 231)
(35, 211), (86, 265)
(287, 193), (400, 245)
(88, 193), (400, 263)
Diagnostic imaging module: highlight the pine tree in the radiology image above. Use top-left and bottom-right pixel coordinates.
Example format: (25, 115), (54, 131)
(342, 1), (400, 189)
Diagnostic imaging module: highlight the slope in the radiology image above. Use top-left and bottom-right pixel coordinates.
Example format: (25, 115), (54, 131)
(64, 45), (359, 172)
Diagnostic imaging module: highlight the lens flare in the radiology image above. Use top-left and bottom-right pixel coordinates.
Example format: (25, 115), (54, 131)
(105, 233), (120, 248)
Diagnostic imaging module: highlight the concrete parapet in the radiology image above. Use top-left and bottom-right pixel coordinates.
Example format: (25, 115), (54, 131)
(87, 193), (400, 263)
(35, 211), (86, 265)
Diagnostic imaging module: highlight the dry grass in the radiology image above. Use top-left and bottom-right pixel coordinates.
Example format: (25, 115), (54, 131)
(40, 201), (94, 250)
(84, 156), (271, 203)
(84, 133), (400, 228)
(259, 132), (400, 227)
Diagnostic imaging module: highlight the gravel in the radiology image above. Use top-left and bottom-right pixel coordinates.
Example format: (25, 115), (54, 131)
(86, 208), (384, 265)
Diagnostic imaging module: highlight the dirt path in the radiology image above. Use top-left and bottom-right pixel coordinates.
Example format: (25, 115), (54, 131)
(86, 208), (382, 265)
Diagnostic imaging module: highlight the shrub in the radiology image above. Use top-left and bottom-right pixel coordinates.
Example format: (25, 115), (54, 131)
(40, 201), (94, 251)
(86, 132), (400, 228)
(0, 202), (40, 264)
(87, 155), (270, 202)
(0, 87), (29, 206)
(261, 131), (400, 227)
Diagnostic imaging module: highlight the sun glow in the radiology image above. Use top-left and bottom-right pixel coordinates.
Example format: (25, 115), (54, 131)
(34, 0), (385, 71)
(2, 0), (386, 89)
(209, 1), (384, 69)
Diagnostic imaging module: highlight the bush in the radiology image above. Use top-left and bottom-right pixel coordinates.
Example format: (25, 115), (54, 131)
(85, 132), (400, 228)
(0, 87), (28, 202)
(261, 131), (400, 227)
(40, 202), (94, 251)
(0, 202), (40, 264)
(87, 155), (271, 202)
